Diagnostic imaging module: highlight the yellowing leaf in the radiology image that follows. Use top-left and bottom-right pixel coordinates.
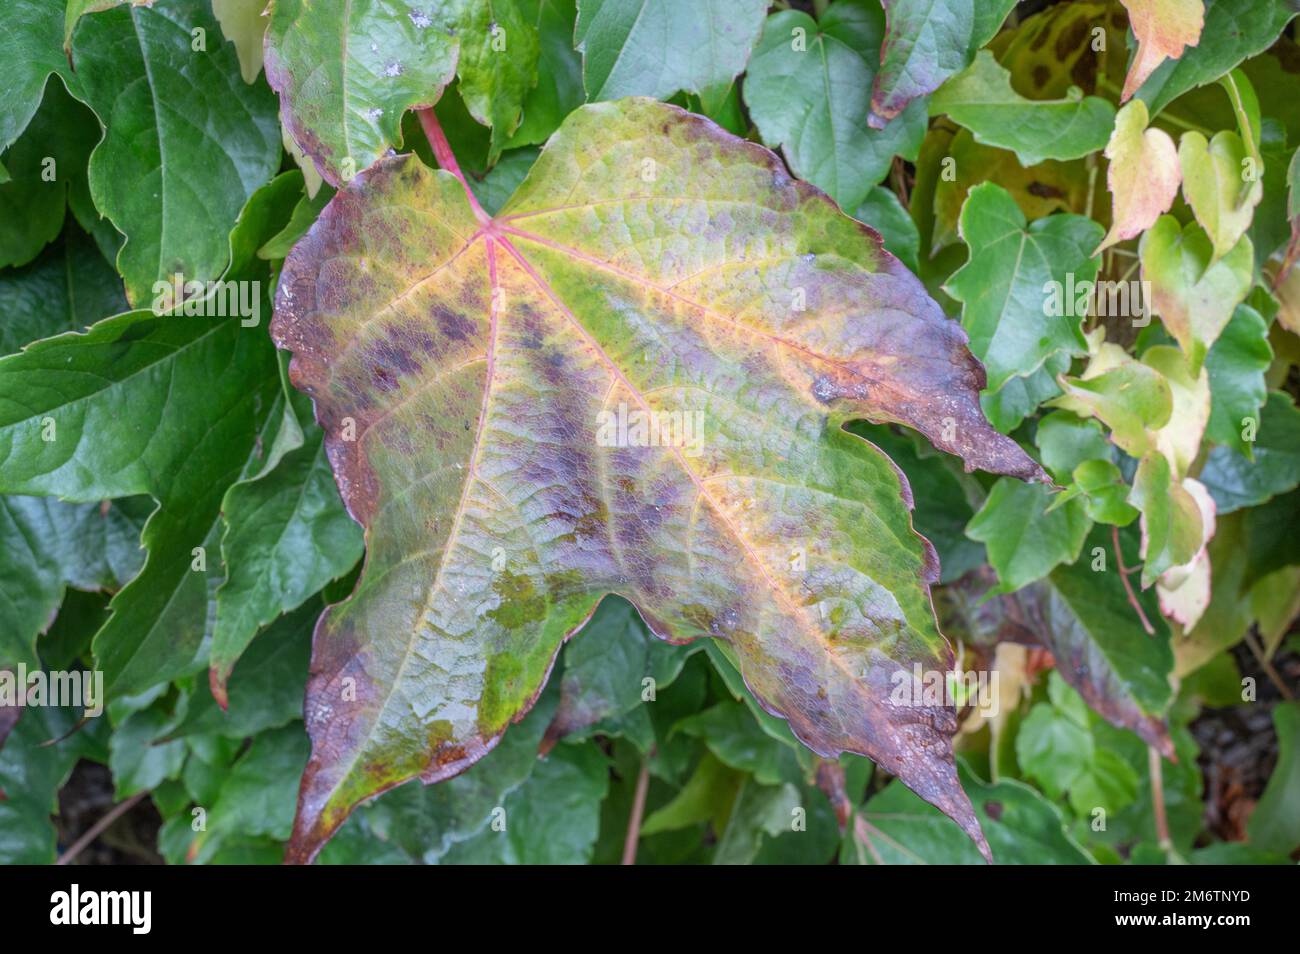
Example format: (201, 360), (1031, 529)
(212, 0), (267, 84)
(1051, 332), (1173, 458)
(1119, 0), (1205, 101)
(1131, 452), (1204, 587)
(281, 122), (323, 199)
(1099, 99), (1180, 252)
(1140, 215), (1253, 374)
(1143, 344), (1210, 478)
(271, 99), (1045, 862)
(1273, 254), (1300, 335)
(1178, 130), (1263, 262)
(1156, 477), (1216, 628)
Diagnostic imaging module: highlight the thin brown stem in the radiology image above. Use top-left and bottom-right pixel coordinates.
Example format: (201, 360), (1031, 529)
(56, 791), (147, 865)
(1113, 525), (1155, 635)
(890, 157), (911, 211)
(1244, 629), (1295, 701)
(621, 756), (651, 865)
(1148, 746), (1171, 851)
(1273, 225), (1300, 289)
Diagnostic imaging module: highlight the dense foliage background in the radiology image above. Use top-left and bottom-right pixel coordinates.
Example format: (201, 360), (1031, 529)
(1, 0), (1298, 865)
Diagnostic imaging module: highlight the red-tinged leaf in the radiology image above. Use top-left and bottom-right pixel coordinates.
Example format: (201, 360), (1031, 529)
(272, 98), (1045, 862)
(1119, 0), (1205, 100)
(1098, 100), (1181, 252)
(869, 0), (1013, 129)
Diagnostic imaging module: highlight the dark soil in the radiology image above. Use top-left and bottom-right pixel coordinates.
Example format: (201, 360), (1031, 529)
(1191, 641), (1300, 846)
(55, 761), (163, 865)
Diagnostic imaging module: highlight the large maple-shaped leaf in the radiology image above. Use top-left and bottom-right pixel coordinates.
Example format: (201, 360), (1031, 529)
(272, 98), (1044, 862)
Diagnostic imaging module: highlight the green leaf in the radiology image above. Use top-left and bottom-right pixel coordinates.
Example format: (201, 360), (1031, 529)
(1051, 339), (1174, 458)
(945, 182), (1102, 391)
(1035, 411), (1112, 483)
(257, 181), (334, 261)
(851, 186), (920, 273)
(0, 225), (128, 359)
(1243, 489), (1300, 588)
(0, 1), (80, 178)
(210, 393), (364, 698)
(191, 723), (310, 862)
(1178, 130), (1264, 263)
(171, 602), (314, 740)
(455, 0), (540, 158)
(265, 0), (459, 188)
(1144, 219), (1253, 374)
(744, 5), (926, 211)
(1204, 303), (1273, 458)
(967, 478), (1092, 593)
(1199, 391), (1300, 512)
(575, 0), (767, 103)
(1129, 451), (1204, 586)
(1016, 699), (1093, 799)
(857, 761), (1094, 864)
(0, 706), (100, 863)
(868, 0), (1019, 127)
(1037, 526), (1174, 749)
(981, 352), (1067, 435)
(438, 742), (609, 864)
(72, 0), (281, 304)
(641, 750), (743, 836)
(504, 0), (584, 148)
(1067, 459), (1140, 526)
(1246, 701), (1300, 853)
(109, 703), (187, 797)
(468, 147), (539, 217)
(0, 173), (299, 696)
(926, 127), (1091, 255)
(0, 78), (100, 269)
(712, 779), (802, 865)
(930, 51), (1117, 167)
(273, 98), (1047, 862)
(1135, 0), (1299, 116)
(0, 495), (146, 669)
(675, 701), (800, 786)
(543, 595), (693, 747)
(1020, 672), (1144, 817)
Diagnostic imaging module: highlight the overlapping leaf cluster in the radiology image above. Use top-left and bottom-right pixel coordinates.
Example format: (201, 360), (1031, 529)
(1, 0), (1298, 867)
